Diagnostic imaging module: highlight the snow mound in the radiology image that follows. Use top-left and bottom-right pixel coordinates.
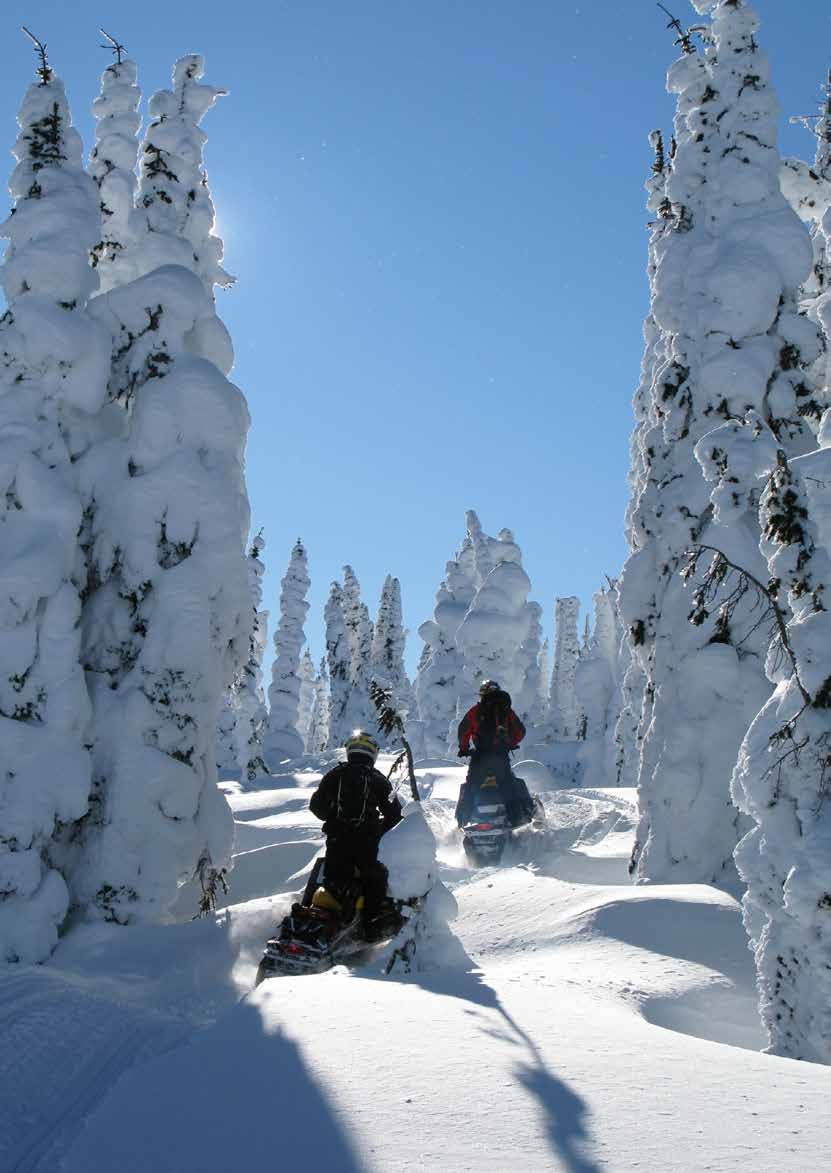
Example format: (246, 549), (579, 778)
(565, 887), (765, 1050)
(378, 801), (459, 974)
(379, 802), (438, 900)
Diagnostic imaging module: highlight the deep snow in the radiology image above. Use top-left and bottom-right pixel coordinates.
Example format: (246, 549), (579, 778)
(1, 757), (829, 1172)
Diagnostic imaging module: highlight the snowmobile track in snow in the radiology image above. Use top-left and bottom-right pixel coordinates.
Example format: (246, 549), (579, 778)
(0, 970), (189, 1173)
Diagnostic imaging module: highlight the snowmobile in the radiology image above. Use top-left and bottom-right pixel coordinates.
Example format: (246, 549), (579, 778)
(255, 857), (405, 983)
(461, 781), (545, 867)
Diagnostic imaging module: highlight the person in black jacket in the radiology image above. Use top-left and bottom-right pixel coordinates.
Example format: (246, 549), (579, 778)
(309, 730), (402, 922)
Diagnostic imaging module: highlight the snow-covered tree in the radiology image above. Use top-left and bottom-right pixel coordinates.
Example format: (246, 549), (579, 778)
(0, 53), (110, 962)
(416, 513), (540, 751)
(614, 127), (675, 794)
(780, 73), (831, 311)
(263, 539), (310, 767)
(307, 657), (331, 754)
(536, 638), (551, 726)
(216, 686), (241, 777)
(341, 565), (375, 731)
(694, 413), (831, 1062)
(734, 445), (831, 1062)
(575, 587), (622, 788)
(613, 639), (644, 788)
(625, 128), (674, 552)
(466, 508), (496, 583)
(325, 583), (352, 747)
(89, 47), (141, 292)
(416, 529), (478, 755)
(371, 575), (414, 728)
(297, 649), (317, 751)
(130, 56), (233, 297)
(515, 601), (544, 728)
(619, 1), (819, 886)
(455, 530), (533, 713)
(235, 532), (269, 783)
(580, 615), (590, 659)
(549, 597), (580, 739)
(73, 56), (249, 923)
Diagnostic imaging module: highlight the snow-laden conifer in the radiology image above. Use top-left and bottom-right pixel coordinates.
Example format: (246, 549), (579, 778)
(341, 565), (375, 732)
(133, 56), (233, 296)
(297, 649), (316, 751)
(416, 530), (478, 755)
(456, 530), (533, 711)
(694, 412), (831, 1062)
(536, 638), (551, 725)
(371, 575), (414, 724)
(780, 77), (831, 453)
(580, 616), (590, 659)
(234, 532), (269, 783)
(73, 57), (249, 923)
(734, 445), (831, 1062)
(549, 598), (581, 739)
(216, 686), (241, 777)
(325, 583), (352, 747)
(89, 46), (141, 293)
(780, 75), (831, 304)
(417, 514), (538, 750)
(613, 642), (644, 788)
(515, 602), (544, 728)
(466, 509), (496, 583)
(263, 540), (310, 767)
(416, 642), (431, 675)
(307, 657), (331, 754)
(615, 128), (676, 794)
(575, 587), (622, 788)
(0, 51), (110, 962)
(625, 130), (674, 550)
(620, 1), (818, 885)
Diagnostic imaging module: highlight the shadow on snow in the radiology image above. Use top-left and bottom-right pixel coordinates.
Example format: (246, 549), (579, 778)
(356, 929), (601, 1173)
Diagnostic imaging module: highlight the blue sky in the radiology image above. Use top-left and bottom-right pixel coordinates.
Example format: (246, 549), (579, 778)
(2, 1), (830, 675)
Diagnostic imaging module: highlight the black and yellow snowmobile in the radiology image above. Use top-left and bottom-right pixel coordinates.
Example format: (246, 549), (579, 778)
(255, 857), (405, 982)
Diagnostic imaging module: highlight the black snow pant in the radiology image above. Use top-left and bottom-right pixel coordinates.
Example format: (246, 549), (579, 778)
(455, 750), (534, 828)
(323, 830), (388, 918)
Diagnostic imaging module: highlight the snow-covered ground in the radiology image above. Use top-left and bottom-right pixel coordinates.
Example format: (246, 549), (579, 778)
(2, 757), (829, 1172)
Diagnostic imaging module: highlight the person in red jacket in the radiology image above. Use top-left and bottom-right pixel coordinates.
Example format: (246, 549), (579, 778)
(457, 680), (526, 754)
(455, 680), (533, 827)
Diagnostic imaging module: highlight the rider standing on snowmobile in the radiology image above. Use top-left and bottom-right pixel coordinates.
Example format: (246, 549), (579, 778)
(456, 680), (533, 827)
(309, 730), (402, 921)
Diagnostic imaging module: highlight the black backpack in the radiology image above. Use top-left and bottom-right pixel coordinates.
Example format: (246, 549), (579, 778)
(478, 690), (512, 748)
(334, 762), (373, 829)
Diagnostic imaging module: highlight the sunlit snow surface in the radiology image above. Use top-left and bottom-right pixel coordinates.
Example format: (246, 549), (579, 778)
(1, 756), (829, 1172)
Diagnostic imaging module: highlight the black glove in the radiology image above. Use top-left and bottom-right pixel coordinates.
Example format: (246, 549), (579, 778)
(458, 747), (471, 758)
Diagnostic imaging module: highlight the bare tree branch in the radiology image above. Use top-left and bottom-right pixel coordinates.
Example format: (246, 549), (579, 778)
(21, 26), (51, 85)
(99, 28), (127, 65)
(656, 3), (698, 55)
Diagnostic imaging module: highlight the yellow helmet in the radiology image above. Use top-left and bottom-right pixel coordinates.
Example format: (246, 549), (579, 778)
(344, 730), (380, 764)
